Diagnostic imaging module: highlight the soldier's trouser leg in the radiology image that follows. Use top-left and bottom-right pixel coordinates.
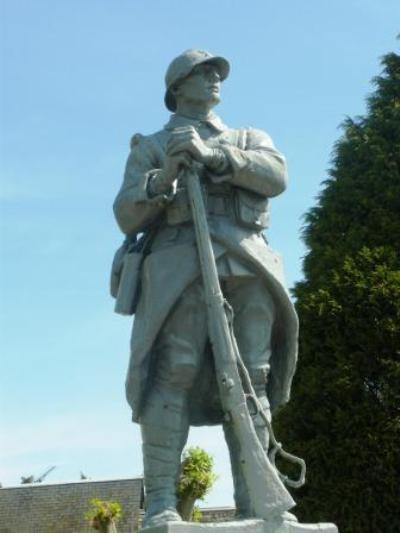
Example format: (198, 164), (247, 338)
(221, 277), (275, 518)
(140, 281), (207, 527)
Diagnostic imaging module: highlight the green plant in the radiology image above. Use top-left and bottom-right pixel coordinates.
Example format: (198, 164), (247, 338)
(85, 498), (122, 531)
(176, 447), (217, 521)
(275, 50), (400, 533)
(191, 505), (203, 522)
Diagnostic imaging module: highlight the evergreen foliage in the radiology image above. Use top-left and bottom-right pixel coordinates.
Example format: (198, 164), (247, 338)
(275, 51), (400, 533)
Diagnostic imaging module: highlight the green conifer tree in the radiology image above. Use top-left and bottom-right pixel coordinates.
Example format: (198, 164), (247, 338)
(275, 51), (400, 533)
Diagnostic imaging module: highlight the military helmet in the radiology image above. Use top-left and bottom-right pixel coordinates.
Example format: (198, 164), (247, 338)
(164, 49), (230, 112)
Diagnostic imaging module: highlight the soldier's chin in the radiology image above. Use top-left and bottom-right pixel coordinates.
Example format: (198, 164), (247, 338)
(209, 93), (221, 107)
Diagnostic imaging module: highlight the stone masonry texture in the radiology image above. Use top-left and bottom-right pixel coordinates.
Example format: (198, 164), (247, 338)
(0, 478), (144, 533)
(0, 478), (234, 532)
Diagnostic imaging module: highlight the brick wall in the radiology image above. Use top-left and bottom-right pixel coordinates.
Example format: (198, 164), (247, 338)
(0, 478), (143, 533)
(0, 478), (235, 532)
(200, 507), (236, 523)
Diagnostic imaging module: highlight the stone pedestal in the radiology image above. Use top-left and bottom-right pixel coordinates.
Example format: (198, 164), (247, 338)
(142, 518), (338, 532)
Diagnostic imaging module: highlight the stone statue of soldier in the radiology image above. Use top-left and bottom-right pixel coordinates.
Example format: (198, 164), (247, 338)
(112, 49), (299, 529)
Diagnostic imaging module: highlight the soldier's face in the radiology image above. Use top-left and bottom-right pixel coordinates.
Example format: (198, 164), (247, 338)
(175, 63), (221, 108)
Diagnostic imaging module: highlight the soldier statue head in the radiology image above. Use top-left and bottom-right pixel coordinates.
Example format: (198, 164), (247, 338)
(164, 49), (230, 113)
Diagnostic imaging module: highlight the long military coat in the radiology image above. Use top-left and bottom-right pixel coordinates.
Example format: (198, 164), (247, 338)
(113, 113), (298, 424)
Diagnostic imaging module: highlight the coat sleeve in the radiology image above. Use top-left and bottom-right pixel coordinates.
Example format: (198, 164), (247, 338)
(219, 128), (288, 198)
(113, 136), (173, 235)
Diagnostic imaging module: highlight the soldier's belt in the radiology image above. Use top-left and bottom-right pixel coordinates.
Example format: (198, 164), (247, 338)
(166, 185), (269, 231)
(166, 187), (232, 225)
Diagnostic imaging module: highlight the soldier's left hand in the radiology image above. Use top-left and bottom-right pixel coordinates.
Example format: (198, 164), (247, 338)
(167, 126), (213, 164)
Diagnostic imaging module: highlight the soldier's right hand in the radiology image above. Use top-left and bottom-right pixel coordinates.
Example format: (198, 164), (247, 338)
(157, 152), (192, 192)
(148, 153), (192, 197)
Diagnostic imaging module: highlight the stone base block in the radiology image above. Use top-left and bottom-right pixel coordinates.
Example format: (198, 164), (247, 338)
(142, 518), (338, 533)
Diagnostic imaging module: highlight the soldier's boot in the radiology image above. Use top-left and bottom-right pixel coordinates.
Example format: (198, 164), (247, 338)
(140, 384), (189, 529)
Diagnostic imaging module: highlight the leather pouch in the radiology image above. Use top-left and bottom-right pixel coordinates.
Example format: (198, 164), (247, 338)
(110, 240), (129, 298)
(114, 250), (143, 315)
(234, 188), (269, 231)
(111, 230), (156, 315)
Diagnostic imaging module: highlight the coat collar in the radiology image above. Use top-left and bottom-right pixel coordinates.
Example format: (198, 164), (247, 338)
(164, 112), (227, 133)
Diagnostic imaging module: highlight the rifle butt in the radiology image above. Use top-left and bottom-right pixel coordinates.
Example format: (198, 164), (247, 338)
(230, 403), (296, 518)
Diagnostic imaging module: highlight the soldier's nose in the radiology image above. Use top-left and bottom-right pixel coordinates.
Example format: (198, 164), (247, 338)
(208, 69), (220, 82)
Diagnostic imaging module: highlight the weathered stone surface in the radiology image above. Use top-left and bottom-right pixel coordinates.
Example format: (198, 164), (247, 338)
(113, 47), (302, 529)
(113, 48), (334, 533)
(142, 519), (338, 532)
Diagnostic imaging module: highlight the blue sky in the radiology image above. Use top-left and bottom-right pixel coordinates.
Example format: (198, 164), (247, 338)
(1, 0), (399, 508)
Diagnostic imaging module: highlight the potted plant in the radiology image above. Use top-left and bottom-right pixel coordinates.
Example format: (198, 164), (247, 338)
(85, 498), (122, 533)
(176, 447), (217, 522)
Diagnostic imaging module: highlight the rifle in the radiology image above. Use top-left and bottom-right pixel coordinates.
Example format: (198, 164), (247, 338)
(185, 167), (305, 518)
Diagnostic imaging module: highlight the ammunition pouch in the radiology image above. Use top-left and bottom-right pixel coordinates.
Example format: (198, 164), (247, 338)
(233, 188), (269, 231)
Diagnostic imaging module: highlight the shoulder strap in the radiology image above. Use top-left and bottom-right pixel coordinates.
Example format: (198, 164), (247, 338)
(131, 223), (159, 253)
